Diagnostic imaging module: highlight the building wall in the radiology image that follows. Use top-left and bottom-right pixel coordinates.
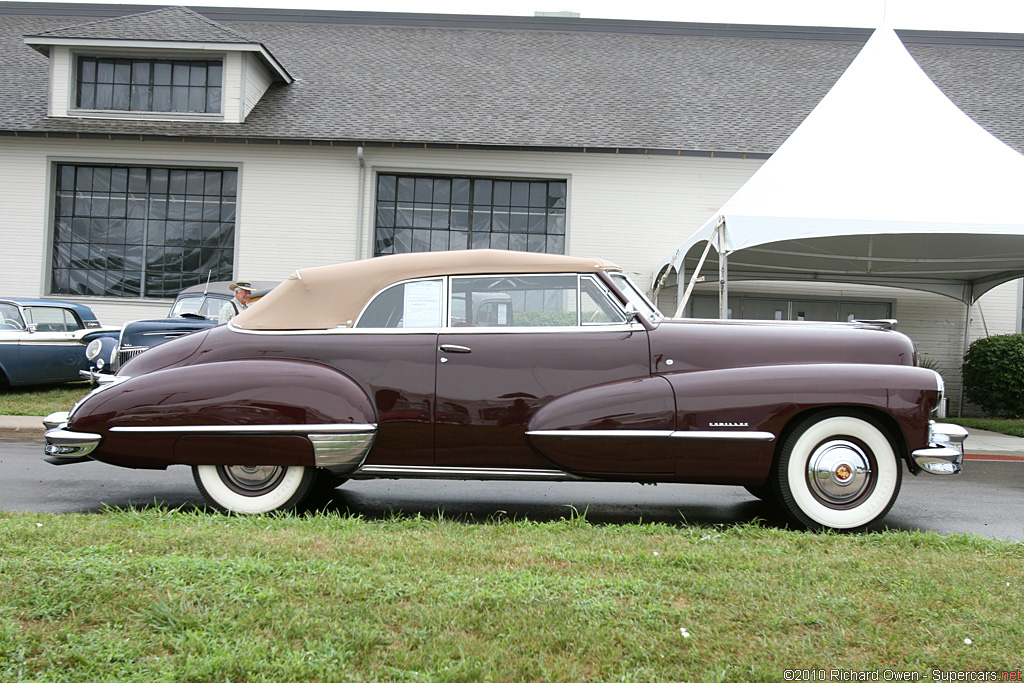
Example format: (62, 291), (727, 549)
(0, 135), (1017, 412)
(356, 146), (762, 282)
(0, 135), (358, 324)
(241, 53), (273, 119)
(48, 46), (71, 117)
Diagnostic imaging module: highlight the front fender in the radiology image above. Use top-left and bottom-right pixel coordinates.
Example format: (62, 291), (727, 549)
(663, 363), (942, 483)
(68, 359), (376, 470)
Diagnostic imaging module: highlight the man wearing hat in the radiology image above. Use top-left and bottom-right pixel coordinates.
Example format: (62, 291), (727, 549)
(218, 280), (254, 324)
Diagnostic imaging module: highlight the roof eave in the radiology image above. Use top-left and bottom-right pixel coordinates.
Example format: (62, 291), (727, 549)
(22, 35), (293, 83)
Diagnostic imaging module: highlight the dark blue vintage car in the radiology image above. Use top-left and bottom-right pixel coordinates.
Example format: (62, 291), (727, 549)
(86, 281), (276, 375)
(0, 298), (114, 386)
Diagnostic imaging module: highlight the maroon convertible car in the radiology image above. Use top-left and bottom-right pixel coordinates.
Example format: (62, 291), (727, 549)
(44, 250), (966, 530)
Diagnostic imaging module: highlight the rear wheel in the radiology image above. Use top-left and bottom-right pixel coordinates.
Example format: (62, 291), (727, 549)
(192, 464), (318, 514)
(774, 412), (902, 531)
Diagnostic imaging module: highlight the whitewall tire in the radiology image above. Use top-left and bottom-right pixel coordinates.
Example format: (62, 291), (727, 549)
(192, 464), (318, 514)
(775, 412), (902, 532)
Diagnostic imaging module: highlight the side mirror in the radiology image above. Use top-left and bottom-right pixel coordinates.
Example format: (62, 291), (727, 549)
(26, 323), (38, 334)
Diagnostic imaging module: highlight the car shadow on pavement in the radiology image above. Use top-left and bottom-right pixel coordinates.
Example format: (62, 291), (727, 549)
(309, 482), (797, 530)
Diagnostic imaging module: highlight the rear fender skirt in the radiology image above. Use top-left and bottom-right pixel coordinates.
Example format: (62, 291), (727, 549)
(69, 359), (376, 470)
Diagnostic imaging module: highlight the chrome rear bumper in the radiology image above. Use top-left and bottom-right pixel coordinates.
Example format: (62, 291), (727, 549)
(911, 421), (967, 475)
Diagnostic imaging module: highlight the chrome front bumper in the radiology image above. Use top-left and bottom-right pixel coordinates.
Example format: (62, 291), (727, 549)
(910, 421), (968, 475)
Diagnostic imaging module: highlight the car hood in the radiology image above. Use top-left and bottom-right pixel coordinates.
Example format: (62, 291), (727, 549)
(119, 317), (218, 347)
(649, 317), (917, 372)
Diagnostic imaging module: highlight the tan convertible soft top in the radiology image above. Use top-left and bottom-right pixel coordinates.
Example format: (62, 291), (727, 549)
(233, 250), (622, 330)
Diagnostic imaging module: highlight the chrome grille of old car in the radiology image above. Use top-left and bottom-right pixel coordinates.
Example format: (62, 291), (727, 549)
(114, 346), (147, 370)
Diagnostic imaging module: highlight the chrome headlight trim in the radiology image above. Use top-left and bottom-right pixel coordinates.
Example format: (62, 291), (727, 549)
(85, 338), (103, 361)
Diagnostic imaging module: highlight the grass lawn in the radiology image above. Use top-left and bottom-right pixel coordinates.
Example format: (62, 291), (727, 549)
(1, 510), (1022, 681)
(941, 417), (1024, 438)
(0, 383), (91, 416)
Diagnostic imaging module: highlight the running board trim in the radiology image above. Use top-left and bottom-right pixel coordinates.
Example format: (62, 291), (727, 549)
(351, 464), (584, 481)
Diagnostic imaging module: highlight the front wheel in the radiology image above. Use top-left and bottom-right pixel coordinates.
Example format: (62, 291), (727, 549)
(774, 412), (902, 532)
(192, 464), (318, 514)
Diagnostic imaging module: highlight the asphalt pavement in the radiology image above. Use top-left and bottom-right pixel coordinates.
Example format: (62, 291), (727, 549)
(2, 415), (1022, 540)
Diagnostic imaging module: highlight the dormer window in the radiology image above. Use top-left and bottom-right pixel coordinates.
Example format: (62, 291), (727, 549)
(76, 56), (223, 114)
(24, 6), (292, 124)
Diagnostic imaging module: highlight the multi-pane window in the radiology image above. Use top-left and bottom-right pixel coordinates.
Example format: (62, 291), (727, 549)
(52, 164), (237, 298)
(76, 57), (223, 113)
(374, 174), (567, 256)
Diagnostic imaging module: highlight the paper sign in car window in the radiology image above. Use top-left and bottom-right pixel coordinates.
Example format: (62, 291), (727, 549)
(402, 280), (443, 328)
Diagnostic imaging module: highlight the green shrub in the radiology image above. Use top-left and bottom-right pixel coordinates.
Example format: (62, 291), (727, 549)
(962, 333), (1024, 416)
(513, 311), (577, 326)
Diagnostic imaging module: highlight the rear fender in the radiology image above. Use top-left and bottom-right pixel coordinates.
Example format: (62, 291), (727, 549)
(69, 359), (376, 470)
(526, 375), (677, 478)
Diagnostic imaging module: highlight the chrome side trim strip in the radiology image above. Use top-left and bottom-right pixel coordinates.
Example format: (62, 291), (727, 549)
(527, 429), (775, 442)
(352, 465), (583, 481)
(228, 324), (645, 337)
(527, 429), (673, 438)
(109, 423), (377, 434)
(673, 431), (776, 442)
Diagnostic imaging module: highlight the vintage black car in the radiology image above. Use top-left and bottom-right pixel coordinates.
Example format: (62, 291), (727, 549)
(85, 280), (276, 375)
(46, 250), (965, 530)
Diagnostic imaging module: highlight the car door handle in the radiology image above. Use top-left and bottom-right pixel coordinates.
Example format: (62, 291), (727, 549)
(439, 344), (472, 354)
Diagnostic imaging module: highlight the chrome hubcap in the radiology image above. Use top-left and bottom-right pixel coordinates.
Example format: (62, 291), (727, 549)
(221, 465), (285, 495)
(806, 440), (872, 505)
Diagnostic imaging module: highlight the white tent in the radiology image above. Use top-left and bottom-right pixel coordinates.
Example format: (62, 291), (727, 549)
(653, 27), (1024, 317)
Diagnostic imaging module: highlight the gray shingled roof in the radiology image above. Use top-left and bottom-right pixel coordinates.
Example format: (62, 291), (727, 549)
(25, 5), (256, 44)
(1, 3), (1022, 155)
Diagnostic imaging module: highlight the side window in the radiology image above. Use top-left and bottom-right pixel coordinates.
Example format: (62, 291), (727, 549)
(23, 307), (82, 332)
(450, 275), (579, 327)
(609, 272), (661, 321)
(356, 279), (443, 329)
(580, 276), (627, 325)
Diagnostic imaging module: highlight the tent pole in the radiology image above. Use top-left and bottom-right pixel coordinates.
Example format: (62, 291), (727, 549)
(718, 222), (729, 319)
(650, 248), (679, 302)
(958, 285), (973, 418)
(674, 224), (720, 318)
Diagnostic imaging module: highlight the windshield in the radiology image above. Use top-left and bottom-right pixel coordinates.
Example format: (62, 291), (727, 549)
(608, 273), (662, 322)
(0, 303), (25, 330)
(171, 295), (231, 319)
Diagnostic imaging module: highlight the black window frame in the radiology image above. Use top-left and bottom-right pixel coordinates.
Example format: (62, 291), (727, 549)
(75, 56), (224, 114)
(374, 174), (567, 257)
(51, 163), (238, 299)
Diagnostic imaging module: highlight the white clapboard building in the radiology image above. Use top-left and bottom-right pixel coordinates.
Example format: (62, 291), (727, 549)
(1, 2), (1023, 410)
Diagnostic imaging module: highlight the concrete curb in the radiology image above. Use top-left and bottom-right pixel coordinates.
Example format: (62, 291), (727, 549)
(0, 415), (47, 438)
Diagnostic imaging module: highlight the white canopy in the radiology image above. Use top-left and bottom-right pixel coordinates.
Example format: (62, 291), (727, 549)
(654, 27), (1024, 306)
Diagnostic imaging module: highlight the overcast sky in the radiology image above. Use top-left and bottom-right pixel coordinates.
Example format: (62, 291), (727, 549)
(26, 0), (1024, 33)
